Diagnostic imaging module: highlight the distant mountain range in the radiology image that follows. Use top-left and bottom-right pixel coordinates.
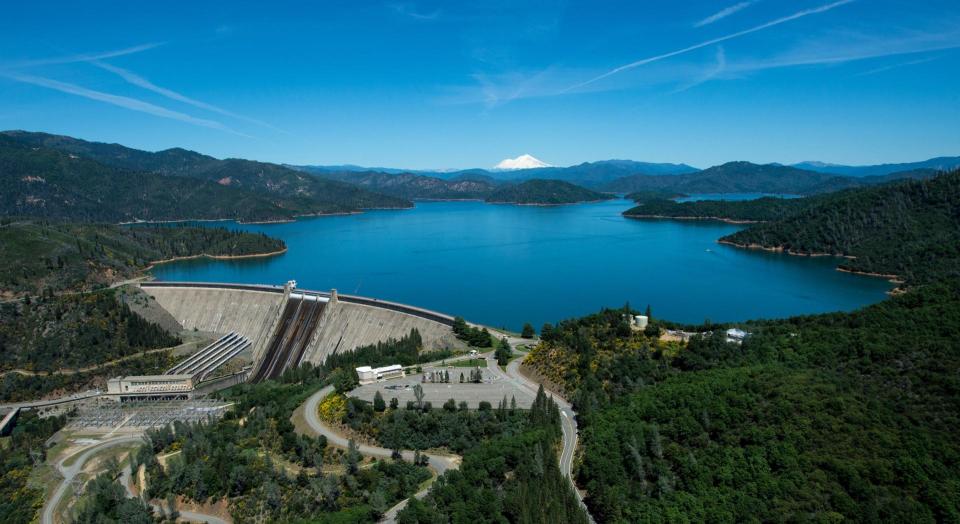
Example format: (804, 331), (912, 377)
(790, 157), (960, 177)
(294, 159), (699, 188)
(2, 129), (957, 222)
(1, 131), (410, 222)
(298, 156), (959, 196)
(602, 161), (868, 195)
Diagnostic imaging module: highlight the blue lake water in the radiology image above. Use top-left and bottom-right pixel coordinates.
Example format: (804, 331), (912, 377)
(149, 199), (891, 330)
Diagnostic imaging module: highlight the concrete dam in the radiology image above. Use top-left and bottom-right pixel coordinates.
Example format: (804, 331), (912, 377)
(139, 282), (466, 382)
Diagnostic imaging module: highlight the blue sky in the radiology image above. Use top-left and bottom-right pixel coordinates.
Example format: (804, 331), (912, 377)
(1, 1), (958, 169)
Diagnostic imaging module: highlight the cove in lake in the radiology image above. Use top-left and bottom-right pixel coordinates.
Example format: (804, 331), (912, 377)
(150, 199), (891, 331)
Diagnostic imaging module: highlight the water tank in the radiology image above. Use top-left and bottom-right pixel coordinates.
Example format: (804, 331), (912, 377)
(635, 315), (649, 329)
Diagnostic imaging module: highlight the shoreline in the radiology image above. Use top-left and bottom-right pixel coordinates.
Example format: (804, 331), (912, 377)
(717, 239), (905, 292)
(625, 214), (762, 225)
(117, 205), (413, 227)
(716, 240), (856, 259)
(485, 198), (613, 207)
(144, 248), (288, 270)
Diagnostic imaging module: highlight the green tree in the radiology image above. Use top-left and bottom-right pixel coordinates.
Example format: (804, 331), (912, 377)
(521, 322), (536, 338)
(373, 391), (386, 412)
(495, 337), (513, 366)
(413, 383), (425, 410)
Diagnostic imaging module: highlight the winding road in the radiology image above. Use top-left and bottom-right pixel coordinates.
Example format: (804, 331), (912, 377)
(43, 434), (229, 524)
(501, 348), (594, 523)
(300, 385), (459, 523)
(43, 436), (145, 524)
(300, 339), (595, 523)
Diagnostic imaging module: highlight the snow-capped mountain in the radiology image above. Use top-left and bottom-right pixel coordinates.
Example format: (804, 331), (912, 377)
(494, 154), (552, 170)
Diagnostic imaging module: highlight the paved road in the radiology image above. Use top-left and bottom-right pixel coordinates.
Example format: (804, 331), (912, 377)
(504, 352), (596, 523)
(43, 435), (145, 524)
(301, 343), (595, 523)
(301, 385), (459, 523)
(0, 391), (101, 410)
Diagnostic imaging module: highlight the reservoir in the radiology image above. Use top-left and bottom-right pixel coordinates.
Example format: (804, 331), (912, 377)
(149, 199), (891, 330)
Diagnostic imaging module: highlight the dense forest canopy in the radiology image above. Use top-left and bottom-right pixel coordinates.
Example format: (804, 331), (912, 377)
(0, 411), (66, 524)
(624, 195), (809, 222)
(485, 179), (613, 205)
(723, 170), (960, 285)
(524, 283), (960, 522)
(397, 386), (589, 523)
(0, 221), (285, 295)
(307, 169), (499, 200)
(0, 289), (179, 373)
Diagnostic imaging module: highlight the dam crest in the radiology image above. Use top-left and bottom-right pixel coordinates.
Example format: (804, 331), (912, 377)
(139, 281), (466, 382)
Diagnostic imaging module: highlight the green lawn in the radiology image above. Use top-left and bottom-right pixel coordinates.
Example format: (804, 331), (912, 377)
(446, 358), (487, 368)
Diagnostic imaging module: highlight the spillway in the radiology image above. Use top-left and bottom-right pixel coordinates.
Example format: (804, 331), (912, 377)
(249, 294), (326, 382)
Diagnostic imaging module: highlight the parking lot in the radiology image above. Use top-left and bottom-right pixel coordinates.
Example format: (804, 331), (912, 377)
(350, 362), (536, 409)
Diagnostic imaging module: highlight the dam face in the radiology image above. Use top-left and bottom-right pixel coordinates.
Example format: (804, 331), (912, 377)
(140, 282), (465, 381)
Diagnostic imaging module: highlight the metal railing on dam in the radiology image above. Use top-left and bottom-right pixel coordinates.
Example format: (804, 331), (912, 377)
(140, 281), (458, 326)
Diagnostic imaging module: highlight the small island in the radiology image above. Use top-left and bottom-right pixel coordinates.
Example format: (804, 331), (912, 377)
(485, 179), (614, 205)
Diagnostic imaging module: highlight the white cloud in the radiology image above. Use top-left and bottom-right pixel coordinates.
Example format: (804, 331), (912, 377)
(694, 2), (755, 28)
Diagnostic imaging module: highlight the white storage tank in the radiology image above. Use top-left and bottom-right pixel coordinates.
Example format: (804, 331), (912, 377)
(634, 315), (649, 329)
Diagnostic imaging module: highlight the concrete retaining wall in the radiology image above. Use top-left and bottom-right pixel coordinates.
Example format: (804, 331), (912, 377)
(140, 285), (285, 364)
(300, 299), (464, 366)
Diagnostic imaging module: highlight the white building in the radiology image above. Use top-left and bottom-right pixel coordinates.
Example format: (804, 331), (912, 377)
(356, 364), (404, 385)
(628, 314), (649, 330)
(106, 374), (195, 402)
(725, 328), (749, 344)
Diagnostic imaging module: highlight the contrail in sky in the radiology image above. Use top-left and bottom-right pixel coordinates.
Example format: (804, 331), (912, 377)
(1, 43), (162, 69)
(2, 72), (248, 136)
(564, 0), (855, 93)
(90, 60), (286, 133)
(694, 2), (755, 28)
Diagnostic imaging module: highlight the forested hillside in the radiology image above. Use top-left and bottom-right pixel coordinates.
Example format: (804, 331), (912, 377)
(397, 386), (589, 523)
(303, 169), (498, 200)
(0, 135), (301, 222)
(603, 161), (861, 194)
(723, 170), (960, 285)
(0, 221), (284, 295)
(0, 131), (410, 221)
(523, 283), (960, 522)
(521, 169), (960, 522)
(624, 195), (808, 222)
(0, 289), (179, 373)
(0, 411), (67, 524)
(486, 179), (613, 205)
